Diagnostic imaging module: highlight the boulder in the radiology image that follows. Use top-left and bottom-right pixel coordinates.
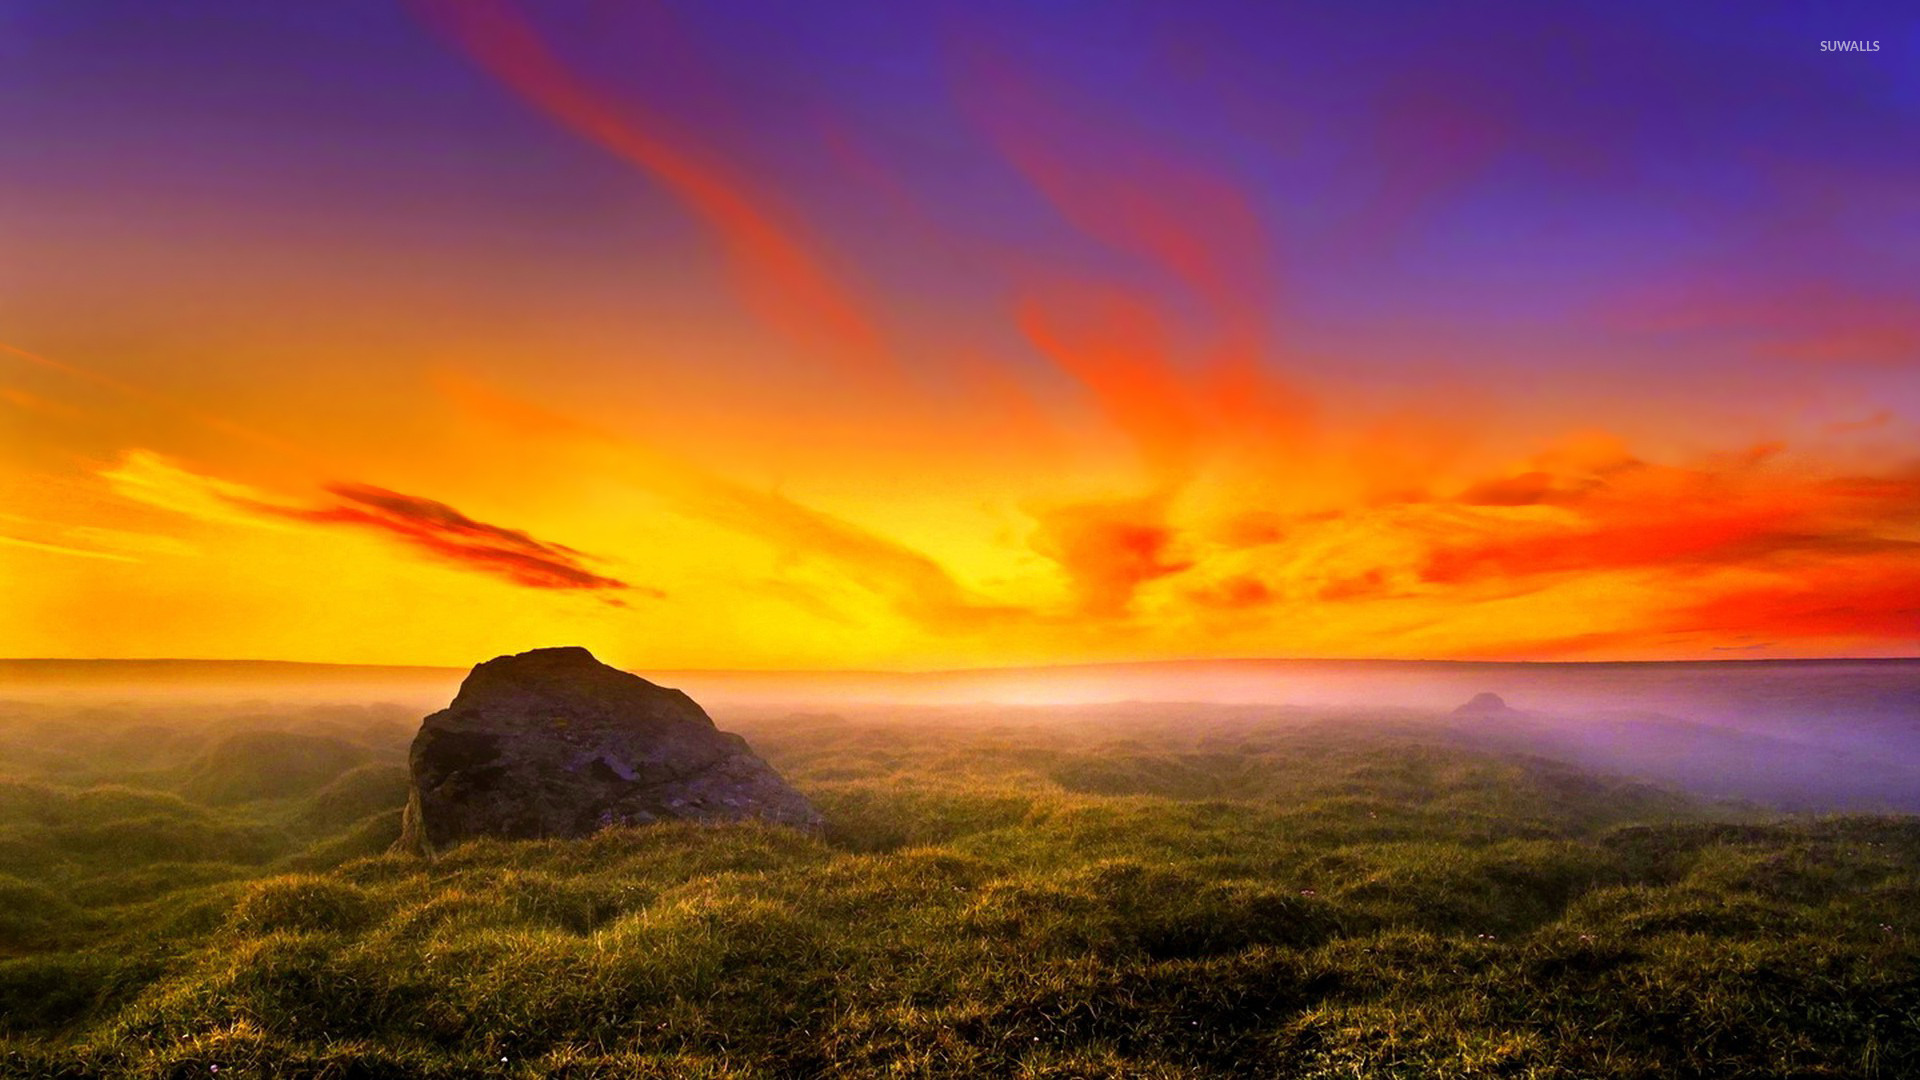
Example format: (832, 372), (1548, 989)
(395, 647), (820, 854)
(1452, 692), (1517, 717)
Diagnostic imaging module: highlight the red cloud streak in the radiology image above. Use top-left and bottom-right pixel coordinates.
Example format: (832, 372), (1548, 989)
(238, 484), (643, 597)
(412, 0), (886, 376)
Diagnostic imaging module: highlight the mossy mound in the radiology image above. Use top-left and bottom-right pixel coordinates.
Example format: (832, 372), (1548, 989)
(180, 731), (368, 805)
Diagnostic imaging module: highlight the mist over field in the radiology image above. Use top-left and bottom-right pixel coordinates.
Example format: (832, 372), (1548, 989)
(9, 656), (1918, 812)
(2, 657), (1916, 1075)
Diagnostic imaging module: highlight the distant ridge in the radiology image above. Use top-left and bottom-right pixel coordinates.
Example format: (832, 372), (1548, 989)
(5, 656), (1916, 742)
(4, 654), (1916, 680)
(0, 658), (463, 681)
(0, 659), (467, 700)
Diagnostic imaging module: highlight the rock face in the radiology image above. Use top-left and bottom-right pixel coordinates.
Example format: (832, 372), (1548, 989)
(396, 647), (821, 854)
(1452, 692), (1517, 717)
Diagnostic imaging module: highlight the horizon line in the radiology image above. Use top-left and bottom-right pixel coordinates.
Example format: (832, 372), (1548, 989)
(4, 653), (1918, 679)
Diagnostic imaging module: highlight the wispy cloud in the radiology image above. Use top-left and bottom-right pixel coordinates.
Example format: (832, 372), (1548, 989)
(2, 342), (309, 459)
(98, 451), (644, 599)
(101, 450), (300, 530)
(0, 534), (143, 563)
(1669, 559), (1920, 642)
(0, 511), (200, 564)
(1422, 451), (1920, 586)
(438, 376), (1023, 631)
(412, 0), (886, 377)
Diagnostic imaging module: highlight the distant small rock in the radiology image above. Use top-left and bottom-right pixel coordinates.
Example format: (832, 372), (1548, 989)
(1453, 692), (1517, 717)
(395, 647), (821, 854)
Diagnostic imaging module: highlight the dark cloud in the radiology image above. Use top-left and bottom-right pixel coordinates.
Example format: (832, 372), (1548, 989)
(1456, 470), (1600, 507)
(237, 484), (647, 598)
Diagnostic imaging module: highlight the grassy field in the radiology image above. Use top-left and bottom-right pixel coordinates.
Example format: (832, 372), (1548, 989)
(1, 698), (1917, 1078)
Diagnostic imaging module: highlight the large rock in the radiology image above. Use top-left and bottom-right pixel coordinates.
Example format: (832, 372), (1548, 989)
(396, 647), (820, 854)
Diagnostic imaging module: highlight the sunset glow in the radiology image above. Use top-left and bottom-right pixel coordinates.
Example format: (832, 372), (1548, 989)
(2, 1), (1915, 668)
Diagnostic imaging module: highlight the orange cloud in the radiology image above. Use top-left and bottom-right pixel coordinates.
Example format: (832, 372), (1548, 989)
(960, 47), (1308, 479)
(1407, 433), (1920, 588)
(1028, 494), (1192, 618)
(1455, 470), (1596, 507)
(1187, 573), (1275, 611)
(1421, 504), (1816, 584)
(1016, 287), (1203, 480)
(1670, 561), (1920, 642)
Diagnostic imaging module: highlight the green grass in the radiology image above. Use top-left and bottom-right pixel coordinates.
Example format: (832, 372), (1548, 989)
(0, 700), (1915, 1077)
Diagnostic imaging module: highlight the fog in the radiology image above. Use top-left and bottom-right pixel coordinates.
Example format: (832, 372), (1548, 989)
(3, 657), (1916, 813)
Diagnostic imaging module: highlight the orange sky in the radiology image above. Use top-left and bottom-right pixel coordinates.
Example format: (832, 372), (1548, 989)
(2, 2), (1916, 668)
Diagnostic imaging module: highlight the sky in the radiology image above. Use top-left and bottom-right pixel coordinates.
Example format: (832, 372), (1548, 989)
(2, 0), (1917, 670)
